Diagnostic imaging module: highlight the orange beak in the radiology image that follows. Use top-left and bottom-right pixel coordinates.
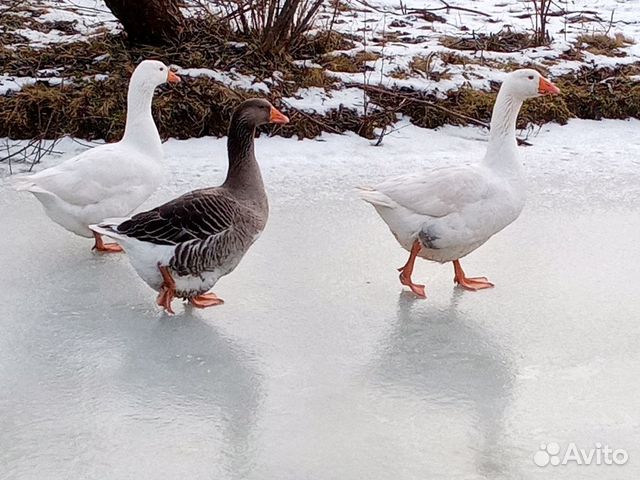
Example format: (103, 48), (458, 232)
(167, 70), (181, 84)
(538, 76), (560, 95)
(269, 106), (289, 124)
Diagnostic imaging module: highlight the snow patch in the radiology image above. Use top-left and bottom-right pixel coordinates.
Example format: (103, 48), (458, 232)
(175, 67), (270, 94)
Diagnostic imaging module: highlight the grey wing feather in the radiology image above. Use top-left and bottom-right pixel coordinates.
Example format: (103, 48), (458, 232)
(117, 188), (260, 276)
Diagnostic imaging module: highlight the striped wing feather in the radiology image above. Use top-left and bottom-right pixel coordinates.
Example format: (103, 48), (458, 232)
(118, 188), (257, 276)
(118, 188), (238, 245)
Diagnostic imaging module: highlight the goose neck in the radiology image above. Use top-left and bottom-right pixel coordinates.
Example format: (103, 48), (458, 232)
(482, 89), (523, 175)
(121, 78), (162, 156)
(223, 116), (266, 203)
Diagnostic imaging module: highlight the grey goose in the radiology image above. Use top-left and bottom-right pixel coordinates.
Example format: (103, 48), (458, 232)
(91, 98), (289, 313)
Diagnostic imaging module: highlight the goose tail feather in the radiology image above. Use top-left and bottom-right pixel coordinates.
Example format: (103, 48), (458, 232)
(357, 186), (396, 209)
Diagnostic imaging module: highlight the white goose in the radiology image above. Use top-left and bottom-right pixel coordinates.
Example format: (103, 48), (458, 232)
(15, 60), (180, 252)
(360, 69), (560, 297)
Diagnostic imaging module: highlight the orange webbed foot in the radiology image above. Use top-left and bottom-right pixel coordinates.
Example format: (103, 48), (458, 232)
(189, 293), (224, 309)
(156, 286), (176, 314)
(454, 276), (495, 291)
(452, 260), (494, 292)
(399, 272), (426, 298)
(156, 264), (177, 314)
(397, 239), (427, 298)
(92, 232), (123, 253)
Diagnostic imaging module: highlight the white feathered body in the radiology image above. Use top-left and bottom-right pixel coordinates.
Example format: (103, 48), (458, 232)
(360, 164), (526, 263)
(15, 143), (165, 238)
(359, 70), (560, 269)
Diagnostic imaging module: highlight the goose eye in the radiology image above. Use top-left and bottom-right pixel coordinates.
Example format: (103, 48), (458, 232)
(528, 75), (534, 80)
(159, 67), (164, 71)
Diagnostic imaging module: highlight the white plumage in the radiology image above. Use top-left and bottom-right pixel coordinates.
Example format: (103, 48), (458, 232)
(14, 60), (180, 250)
(360, 69), (560, 296)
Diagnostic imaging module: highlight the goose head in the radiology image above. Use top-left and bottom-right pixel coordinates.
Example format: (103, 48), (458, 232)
(501, 69), (560, 100)
(130, 59), (181, 89)
(234, 98), (290, 127)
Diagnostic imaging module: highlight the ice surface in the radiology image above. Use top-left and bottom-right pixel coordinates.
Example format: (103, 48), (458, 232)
(1, 120), (640, 478)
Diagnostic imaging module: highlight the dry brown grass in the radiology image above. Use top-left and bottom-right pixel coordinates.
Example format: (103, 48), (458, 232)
(367, 63), (640, 131)
(389, 67), (410, 79)
(409, 54), (452, 81)
(576, 32), (635, 56)
(295, 67), (335, 88)
(439, 52), (467, 65)
(323, 50), (380, 73)
(2, 7), (640, 144)
(441, 29), (537, 53)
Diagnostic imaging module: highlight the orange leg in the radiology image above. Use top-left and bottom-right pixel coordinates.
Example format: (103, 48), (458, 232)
(189, 293), (224, 309)
(453, 260), (494, 291)
(92, 232), (123, 253)
(156, 264), (176, 314)
(397, 239), (426, 298)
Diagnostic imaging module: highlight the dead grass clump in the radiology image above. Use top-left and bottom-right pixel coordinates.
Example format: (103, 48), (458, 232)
(555, 65), (640, 120)
(369, 63), (640, 131)
(295, 30), (355, 57)
(0, 14), (333, 82)
(0, 6), (79, 40)
(439, 52), (467, 65)
(0, 11), (28, 31)
(389, 67), (410, 79)
(355, 50), (381, 65)
(441, 29), (538, 53)
(0, 73), (397, 141)
(557, 47), (584, 62)
(323, 54), (359, 72)
(576, 32), (634, 57)
(324, 50), (380, 73)
(0, 76), (238, 141)
(296, 67), (335, 88)
(409, 54), (452, 81)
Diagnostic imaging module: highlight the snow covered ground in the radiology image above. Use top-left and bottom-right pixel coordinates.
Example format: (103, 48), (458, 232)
(1, 119), (639, 479)
(2, 0), (640, 113)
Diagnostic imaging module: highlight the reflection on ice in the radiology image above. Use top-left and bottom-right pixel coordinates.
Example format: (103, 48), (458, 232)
(118, 312), (263, 479)
(372, 291), (518, 478)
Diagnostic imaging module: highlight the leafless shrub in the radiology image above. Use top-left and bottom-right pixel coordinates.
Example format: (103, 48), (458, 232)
(207, 0), (325, 54)
(528, 0), (562, 46)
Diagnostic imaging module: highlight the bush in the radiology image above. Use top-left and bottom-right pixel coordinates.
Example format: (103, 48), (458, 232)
(211, 0), (325, 54)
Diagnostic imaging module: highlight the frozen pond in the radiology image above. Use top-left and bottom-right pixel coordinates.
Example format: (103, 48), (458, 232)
(1, 120), (640, 479)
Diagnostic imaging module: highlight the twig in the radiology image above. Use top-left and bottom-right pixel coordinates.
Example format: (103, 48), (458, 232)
(352, 0), (490, 18)
(409, 1), (491, 18)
